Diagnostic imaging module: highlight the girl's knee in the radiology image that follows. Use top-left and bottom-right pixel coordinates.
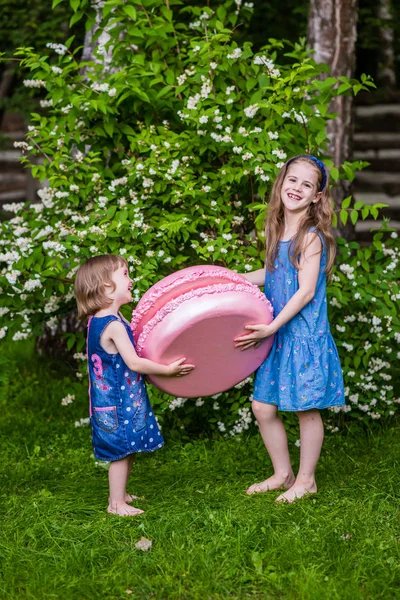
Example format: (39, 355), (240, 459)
(252, 401), (277, 423)
(297, 409), (322, 422)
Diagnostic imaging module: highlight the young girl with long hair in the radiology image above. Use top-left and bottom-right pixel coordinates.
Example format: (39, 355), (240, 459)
(235, 155), (345, 503)
(75, 255), (194, 516)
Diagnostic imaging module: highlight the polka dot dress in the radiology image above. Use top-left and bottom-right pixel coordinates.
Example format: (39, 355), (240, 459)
(87, 315), (164, 461)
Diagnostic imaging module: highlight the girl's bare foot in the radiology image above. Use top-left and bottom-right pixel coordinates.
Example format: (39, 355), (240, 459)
(275, 480), (317, 503)
(107, 501), (144, 517)
(246, 472), (295, 495)
(108, 493), (140, 505)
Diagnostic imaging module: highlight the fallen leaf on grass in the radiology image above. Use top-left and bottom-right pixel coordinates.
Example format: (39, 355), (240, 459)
(135, 536), (152, 551)
(125, 591), (133, 595)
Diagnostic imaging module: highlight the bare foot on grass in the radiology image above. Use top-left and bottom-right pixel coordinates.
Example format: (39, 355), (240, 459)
(275, 481), (317, 504)
(246, 472), (295, 495)
(108, 493), (141, 505)
(107, 502), (144, 517)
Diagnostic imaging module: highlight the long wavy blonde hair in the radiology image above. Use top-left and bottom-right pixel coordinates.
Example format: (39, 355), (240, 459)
(264, 156), (336, 279)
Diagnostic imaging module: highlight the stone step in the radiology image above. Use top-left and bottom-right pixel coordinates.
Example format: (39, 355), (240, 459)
(355, 219), (400, 244)
(355, 219), (400, 232)
(355, 104), (400, 133)
(355, 104), (400, 118)
(353, 151), (400, 172)
(0, 150), (23, 165)
(354, 149), (400, 160)
(353, 171), (400, 196)
(351, 191), (400, 221)
(0, 189), (27, 204)
(354, 132), (400, 150)
(0, 172), (26, 186)
(353, 192), (400, 206)
(356, 90), (400, 106)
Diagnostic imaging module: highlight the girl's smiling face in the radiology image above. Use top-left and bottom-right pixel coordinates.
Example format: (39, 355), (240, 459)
(281, 161), (322, 214)
(109, 264), (133, 305)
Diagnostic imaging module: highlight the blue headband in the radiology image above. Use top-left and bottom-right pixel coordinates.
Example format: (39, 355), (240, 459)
(286, 155), (327, 191)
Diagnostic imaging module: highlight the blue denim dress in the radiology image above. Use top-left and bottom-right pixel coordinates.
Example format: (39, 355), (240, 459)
(253, 232), (345, 412)
(87, 314), (164, 461)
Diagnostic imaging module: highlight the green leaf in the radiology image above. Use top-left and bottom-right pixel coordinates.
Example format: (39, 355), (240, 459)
(337, 82), (351, 94)
(70, 11), (84, 26)
(350, 210), (358, 225)
(340, 209), (348, 226)
(67, 334), (76, 351)
(120, 124), (136, 135)
(362, 261), (370, 272)
(246, 78), (257, 92)
(330, 167), (339, 182)
(107, 206), (117, 219)
(104, 121), (114, 136)
(341, 196), (352, 209)
(217, 5), (227, 21)
(52, 0), (64, 6)
(123, 5), (137, 20)
(362, 206), (370, 219)
(156, 85), (173, 99)
(70, 0), (81, 12)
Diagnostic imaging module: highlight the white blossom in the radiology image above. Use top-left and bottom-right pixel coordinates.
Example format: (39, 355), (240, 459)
(244, 104), (259, 118)
(142, 178), (154, 188)
(46, 42), (67, 55)
(227, 48), (242, 60)
(40, 99), (53, 108)
(23, 279), (42, 292)
(61, 394), (75, 406)
(13, 331), (30, 341)
(74, 417), (90, 427)
(23, 79), (47, 88)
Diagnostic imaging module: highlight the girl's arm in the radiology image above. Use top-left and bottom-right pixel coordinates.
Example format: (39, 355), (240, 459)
(102, 321), (194, 376)
(235, 233), (322, 349)
(241, 267), (266, 287)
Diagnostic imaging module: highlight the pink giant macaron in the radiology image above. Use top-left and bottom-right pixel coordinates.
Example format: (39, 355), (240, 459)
(131, 265), (274, 397)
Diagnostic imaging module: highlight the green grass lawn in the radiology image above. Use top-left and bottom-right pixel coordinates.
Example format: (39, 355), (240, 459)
(1, 344), (400, 600)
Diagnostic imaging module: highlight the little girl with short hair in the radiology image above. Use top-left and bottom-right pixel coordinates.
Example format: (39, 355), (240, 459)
(235, 155), (345, 503)
(75, 254), (194, 516)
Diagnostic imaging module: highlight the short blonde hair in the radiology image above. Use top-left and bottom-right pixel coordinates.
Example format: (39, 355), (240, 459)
(74, 255), (128, 320)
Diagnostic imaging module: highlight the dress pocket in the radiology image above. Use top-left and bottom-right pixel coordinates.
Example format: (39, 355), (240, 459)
(93, 406), (118, 433)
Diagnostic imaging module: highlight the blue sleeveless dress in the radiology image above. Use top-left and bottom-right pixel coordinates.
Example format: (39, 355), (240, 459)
(87, 314), (164, 461)
(253, 233), (345, 411)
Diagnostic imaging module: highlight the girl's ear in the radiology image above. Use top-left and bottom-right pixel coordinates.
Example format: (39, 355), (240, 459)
(313, 191), (322, 204)
(104, 280), (112, 288)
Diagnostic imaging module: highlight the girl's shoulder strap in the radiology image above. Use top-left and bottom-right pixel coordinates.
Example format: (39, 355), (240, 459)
(88, 314), (121, 337)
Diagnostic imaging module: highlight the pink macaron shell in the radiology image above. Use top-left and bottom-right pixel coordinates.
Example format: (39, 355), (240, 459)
(131, 265), (250, 341)
(139, 287), (274, 397)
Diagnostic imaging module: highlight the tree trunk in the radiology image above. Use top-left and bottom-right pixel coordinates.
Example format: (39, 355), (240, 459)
(82, 0), (114, 71)
(377, 0), (396, 90)
(308, 0), (358, 239)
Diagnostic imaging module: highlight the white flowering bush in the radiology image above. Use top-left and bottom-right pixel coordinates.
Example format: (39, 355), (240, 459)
(327, 230), (400, 429)
(0, 0), (390, 436)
